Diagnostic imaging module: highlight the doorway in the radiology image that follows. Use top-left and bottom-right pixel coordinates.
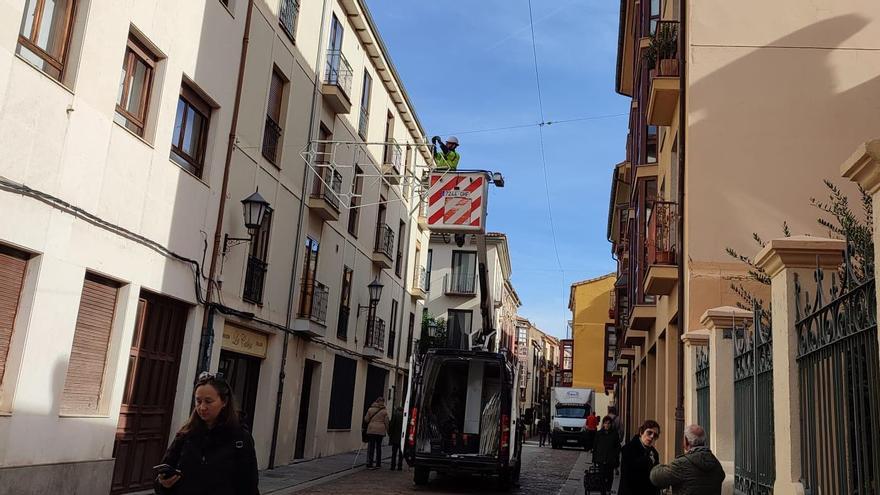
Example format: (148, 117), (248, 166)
(294, 360), (319, 459)
(111, 292), (188, 494)
(363, 365), (388, 416)
(218, 350), (261, 432)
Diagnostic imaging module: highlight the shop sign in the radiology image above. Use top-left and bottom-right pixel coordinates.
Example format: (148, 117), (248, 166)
(222, 325), (268, 358)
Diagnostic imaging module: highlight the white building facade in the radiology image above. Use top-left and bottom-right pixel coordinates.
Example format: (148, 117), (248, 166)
(424, 232), (519, 352)
(0, 0), (430, 492)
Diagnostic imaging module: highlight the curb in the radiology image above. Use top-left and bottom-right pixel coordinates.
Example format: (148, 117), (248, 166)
(264, 454), (393, 495)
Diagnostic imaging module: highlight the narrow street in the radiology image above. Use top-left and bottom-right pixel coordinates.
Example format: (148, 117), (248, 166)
(296, 442), (589, 495)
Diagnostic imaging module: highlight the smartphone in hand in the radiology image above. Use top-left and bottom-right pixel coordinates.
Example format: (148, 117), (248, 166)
(152, 463), (182, 479)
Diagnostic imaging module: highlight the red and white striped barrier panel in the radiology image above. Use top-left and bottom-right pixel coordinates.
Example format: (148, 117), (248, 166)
(427, 172), (488, 233)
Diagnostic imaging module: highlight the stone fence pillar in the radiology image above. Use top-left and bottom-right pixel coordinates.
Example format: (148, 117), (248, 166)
(680, 329), (709, 426)
(700, 306), (752, 494)
(755, 236), (844, 495)
(842, 138), (880, 353)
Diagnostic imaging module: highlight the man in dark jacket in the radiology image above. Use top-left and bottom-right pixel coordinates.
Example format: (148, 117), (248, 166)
(650, 424), (726, 495)
(388, 406), (404, 470)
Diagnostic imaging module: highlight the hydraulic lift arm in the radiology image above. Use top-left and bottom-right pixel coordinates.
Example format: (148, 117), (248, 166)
(473, 233), (496, 352)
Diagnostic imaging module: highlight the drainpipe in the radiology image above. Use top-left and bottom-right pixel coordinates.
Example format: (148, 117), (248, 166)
(268, 0), (332, 469)
(674, 0), (688, 457)
(197, 0), (256, 379)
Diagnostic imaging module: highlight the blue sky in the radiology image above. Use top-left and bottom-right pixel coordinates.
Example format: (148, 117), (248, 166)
(368, 0), (628, 338)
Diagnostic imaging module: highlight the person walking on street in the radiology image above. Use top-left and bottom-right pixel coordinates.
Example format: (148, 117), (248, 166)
(364, 397), (390, 469)
(585, 410), (600, 451)
(431, 135), (460, 170)
(619, 420), (662, 495)
(650, 424), (725, 495)
(537, 416), (550, 447)
(155, 373), (259, 495)
(608, 406), (624, 444)
(388, 406), (404, 471)
(592, 416), (621, 491)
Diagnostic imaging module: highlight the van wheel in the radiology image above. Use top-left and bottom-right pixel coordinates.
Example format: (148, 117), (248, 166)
(413, 467), (430, 486)
(512, 459), (522, 484)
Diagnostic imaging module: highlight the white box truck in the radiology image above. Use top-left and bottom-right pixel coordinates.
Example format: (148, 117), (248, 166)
(549, 387), (594, 449)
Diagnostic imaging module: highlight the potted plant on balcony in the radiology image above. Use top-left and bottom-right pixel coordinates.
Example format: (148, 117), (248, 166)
(641, 42), (657, 80)
(653, 22), (679, 77)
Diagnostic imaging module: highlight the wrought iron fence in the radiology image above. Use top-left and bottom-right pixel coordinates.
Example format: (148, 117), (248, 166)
(279, 0), (299, 39)
(796, 245), (880, 495)
(647, 201), (677, 265)
(262, 115), (282, 164)
(374, 224), (394, 259)
(324, 49), (353, 98)
(365, 317), (385, 351)
(243, 256), (268, 304)
(311, 165), (342, 211)
(734, 303), (775, 495)
(695, 345), (711, 442)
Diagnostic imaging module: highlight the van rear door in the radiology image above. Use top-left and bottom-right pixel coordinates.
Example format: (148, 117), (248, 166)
(402, 352), (422, 461)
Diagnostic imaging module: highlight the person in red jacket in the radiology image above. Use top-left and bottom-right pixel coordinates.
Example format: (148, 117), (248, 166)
(584, 410), (600, 451)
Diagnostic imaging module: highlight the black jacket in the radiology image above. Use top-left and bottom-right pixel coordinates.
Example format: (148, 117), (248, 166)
(388, 410), (403, 446)
(155, 424), (259, 495)
(592, 428), (620, 467)
(619, 435), (660, 495)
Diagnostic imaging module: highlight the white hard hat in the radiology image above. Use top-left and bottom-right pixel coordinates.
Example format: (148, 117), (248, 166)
(446, 136), (459, 145)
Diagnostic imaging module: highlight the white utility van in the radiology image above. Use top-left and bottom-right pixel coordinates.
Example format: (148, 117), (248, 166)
(401, 349), (524, 489)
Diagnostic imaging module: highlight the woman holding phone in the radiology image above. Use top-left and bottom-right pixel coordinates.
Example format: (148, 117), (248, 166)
(155, 373), (259, 495)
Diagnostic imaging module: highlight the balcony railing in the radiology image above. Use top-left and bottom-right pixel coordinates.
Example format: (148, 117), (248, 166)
(262, 115), (282, 164)
(310, 166), (343, 211)
(358, 107), (369, 139)
(647, 201), (678, 265)
(413, 266), (427, 291)
(365, 317), (385, 351)
(384, 139), (402, 169)
(243, 256), (268, 304)
(298, 279), (328, 325)
(374, 224), (394, 259)
(324, 50), (353, 98)
(337, 305), (350, 340)
(443, 273), (476, 296)
(279, 0), (299, 39)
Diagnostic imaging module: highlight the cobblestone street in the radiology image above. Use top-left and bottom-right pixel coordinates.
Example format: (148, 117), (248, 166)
(295, 442), (590, 495)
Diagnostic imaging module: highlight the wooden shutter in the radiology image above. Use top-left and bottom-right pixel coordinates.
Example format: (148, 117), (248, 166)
(61, 273), (120, 414)
(267, 71), (284, 122)
(0, 246), (28, 385)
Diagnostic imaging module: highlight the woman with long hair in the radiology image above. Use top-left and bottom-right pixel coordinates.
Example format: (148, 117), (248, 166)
(154, 373), (259, 495)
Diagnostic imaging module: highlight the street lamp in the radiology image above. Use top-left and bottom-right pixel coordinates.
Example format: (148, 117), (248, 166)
(223, 190), (271, 255)
(357, 277), (385, 334)
(426, 319), (440, 338)
(241, 190), (271, 231)
(367, 277), (383, 306)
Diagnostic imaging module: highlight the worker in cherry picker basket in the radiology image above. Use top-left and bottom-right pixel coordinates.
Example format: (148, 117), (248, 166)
(431, 135), (460, 170)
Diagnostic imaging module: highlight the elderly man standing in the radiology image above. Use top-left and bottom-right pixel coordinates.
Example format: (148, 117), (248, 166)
(649, 424), (725, 495)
